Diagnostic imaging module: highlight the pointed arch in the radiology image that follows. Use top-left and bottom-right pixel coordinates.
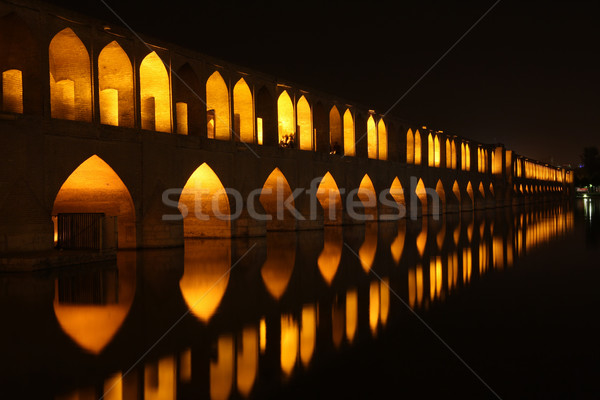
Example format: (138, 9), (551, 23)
(358, 174), (377, 220)
(343, 109), (355, 156)
(180, 239), (231, 323)
(49, 27), (91, 121)
(428, 133), (434, 167)
(390, 221), (405, 265)
(466, 181), (474, 204)
(316, 172), (343, 224)
(262, 232), (296, 300)
(489, 183), (495, 197)
(367, 115), (377, 159)
(256, 86), (275, 145)
(434, 135), (441, 167)
(233, 78), (254, 143)
(434, 180), (445, 215)
(446, 139), (452, 169)
(0, 13), (38, 114)
(179, 163), (231, 238)
(206, 71), (230, 140)
(140, 51), (171, 132)
(277, 90), (294, 146)
(406, 129), (414, 164)
(465, 143), (471, 170)
(173, 63), (201, 135)
(415, 178), (427, 215)
(52, 155), (136, 249)
(98, 41), (133, 127)
(479, 182), (486, 198)
(452, 180), (461, 203)
(414, 130), (422, 165)
(451, 140), (457, 169)
(260, 168), (296, 230)
(329, 106), (342, 152)
(378, 118), (387, 160)
(390, 177), (405, 208)
(297, 95), (312, 150)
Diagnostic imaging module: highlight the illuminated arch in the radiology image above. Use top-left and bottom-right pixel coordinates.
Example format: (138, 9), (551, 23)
(262, 232), (296, 300)
(179, 239), (231, 323)
(434, 135), (441, 167)
(98, 41), (133, 127)
(316, 172), (343, 224)
(277, 90), (294, 145)
(140, 51), (171, 132)
(489, 183), (495, 197)
(260, 168), (296, 230)
(343, 109), (355, 156)
(53, 253), (136, 355)
(0, 13), (37, 114)
(329, 106), (342, 151)
(297, 95), (312, 150)
(414, 130), (422, 165)
(318, 226), (342, 285)
(179, 163), (231, 238)
(406, 129), (414, 164)
(478, 182), (486, 198)
(451, 140), (457, 169)
(452, 180), (461, 203)
(52, 155), (136, 249)
(378, 118), (387, 160)
(446, 139), (452, 169)
(367, 115), (377, 159)
(206, 71), (230, 140)
(358, 174), (377, 220)
(434, 180), (445, 215)
(428, 133), (434, 167)
(49, 28), (91, 121)
(465, 143), (471, 170)
(390, 177), (405, 208)
(233, 78), (254, 143)
(466, 181), (474, 204)
(415, 178), (427, 215)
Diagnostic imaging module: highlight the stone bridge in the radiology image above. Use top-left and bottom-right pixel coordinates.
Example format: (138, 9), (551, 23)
(0, 0), (573, 255)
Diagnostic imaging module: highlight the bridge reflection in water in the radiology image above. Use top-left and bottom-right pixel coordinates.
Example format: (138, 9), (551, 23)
(0, 205), (575, 399)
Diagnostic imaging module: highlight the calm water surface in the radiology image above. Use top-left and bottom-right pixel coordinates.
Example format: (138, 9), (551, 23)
(1, 199), (599, 399)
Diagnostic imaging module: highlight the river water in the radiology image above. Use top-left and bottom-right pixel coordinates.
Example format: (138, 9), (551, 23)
(1, 198), (598, 399)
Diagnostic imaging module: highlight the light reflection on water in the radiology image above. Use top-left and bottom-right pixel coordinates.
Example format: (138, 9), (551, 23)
(0, 203), (581, 399)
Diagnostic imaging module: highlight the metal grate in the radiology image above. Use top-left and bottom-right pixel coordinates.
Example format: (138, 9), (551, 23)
(57, 213), (104, 250)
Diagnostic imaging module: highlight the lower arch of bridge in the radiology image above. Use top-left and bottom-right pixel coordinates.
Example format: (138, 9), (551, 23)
(415, 178), (427, 215)
(52, 155), (136, 249)
(179, 163), (231, 238)
(489, 183), (495, 197)
(390, 177), (405, 208)
(434, 180), (445, 215)
(316, 172), (343, 224)
(358, 174), (377, 220)
(478, 182), (486, 198)
(466, 181), (474, 208)
(452, 180), (461, 204)
(260, 168), (296, 230)
(179, 239), (231, 323)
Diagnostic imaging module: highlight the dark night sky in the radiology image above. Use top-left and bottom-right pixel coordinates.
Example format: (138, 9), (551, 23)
(43, 0), (599, 166)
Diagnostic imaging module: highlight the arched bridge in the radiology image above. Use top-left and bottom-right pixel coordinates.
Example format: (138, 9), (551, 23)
(0, 0), (573, 255)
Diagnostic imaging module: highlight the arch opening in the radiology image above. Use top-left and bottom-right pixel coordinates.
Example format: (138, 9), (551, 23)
(378, 119), (387, 160)
(316, 172), (343, 224)
(329, 106), (342, 153)
(343, 109), (355, 156)
(414, 130), (422, 165)
(52, 155), (136, 249)
(277, 91), (294, 147)
(98, 41), (134, 128)
(233, 78), (254, 143)
(297, 95), (312, 150)
(260, 168), (296, 230)
(179, 163), (231, 238)
(406, 129), (414, 164)
(434, 180), (445, 215)
(206, 71), (230, 140)
(415, 178), (427, 215)
(367, 115), (377, 159)
(358, 174), (377, 220)
(49, 28), (91, 121)
(140, 51), (171, 132)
